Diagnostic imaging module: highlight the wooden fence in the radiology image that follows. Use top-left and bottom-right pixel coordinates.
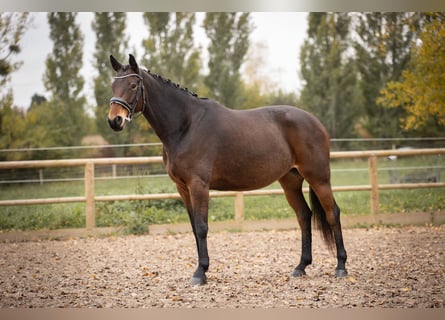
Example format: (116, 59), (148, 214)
(0, 149), (444, 229)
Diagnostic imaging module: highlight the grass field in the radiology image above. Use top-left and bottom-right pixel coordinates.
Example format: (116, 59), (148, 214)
(0, 156), (444, 233)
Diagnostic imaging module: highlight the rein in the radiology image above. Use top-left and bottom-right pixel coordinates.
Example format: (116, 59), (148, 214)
(109, 73), (146, 121)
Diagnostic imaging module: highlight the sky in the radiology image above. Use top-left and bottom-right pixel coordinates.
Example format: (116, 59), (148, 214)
(9, 12), (308, 109)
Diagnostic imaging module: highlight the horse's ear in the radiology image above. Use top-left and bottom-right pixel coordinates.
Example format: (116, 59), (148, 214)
(129, 54), (139, 74)
(110, 55), (122, 72)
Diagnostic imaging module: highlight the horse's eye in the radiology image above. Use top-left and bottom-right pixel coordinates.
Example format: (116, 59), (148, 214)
(131, 83), (138, 90)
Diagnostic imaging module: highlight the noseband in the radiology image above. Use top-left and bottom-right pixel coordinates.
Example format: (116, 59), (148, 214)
(109, 73), (146, 121)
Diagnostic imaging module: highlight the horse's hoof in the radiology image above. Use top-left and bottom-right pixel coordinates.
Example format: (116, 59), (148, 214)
(291, 269), (306, 277)
(189, 275), (207, 286)
(334, 268), (348, 278)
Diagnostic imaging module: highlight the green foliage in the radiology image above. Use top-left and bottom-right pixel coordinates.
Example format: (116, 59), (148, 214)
(0, 13), (31, 159)
(0, 204), (85, 231)
(96, 184), (186, 234)
(142, 13), (202, 92)
(24, 99), (88, 155)
(92, 13), (134, 151)
(0, 13), (30, 91)
(0, 94), (28, 160)
(377, 14), (445, 132)
(3, 12), (444, 158)
(44, 13), (85, 103)
(40, 13), (88, 148)
(203, 13), (252, 108)
(299, 12), (443, 139)
(299, 13), (362, 138)
(353, 12), (424, 138)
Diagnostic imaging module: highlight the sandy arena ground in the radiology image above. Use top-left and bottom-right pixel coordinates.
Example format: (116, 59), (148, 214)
(0, 225), (444, 307)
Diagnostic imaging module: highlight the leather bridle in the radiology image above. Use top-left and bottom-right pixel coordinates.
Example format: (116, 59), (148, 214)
(109, 73), (146, 121)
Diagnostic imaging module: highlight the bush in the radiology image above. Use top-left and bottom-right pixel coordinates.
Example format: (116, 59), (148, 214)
(96, 183), (185, 234)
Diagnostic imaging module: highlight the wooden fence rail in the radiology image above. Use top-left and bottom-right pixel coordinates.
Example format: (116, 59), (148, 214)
(1, 149), (444, 229)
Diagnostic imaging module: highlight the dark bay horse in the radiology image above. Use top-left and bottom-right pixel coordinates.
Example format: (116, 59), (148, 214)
(108, 54), (347, 285)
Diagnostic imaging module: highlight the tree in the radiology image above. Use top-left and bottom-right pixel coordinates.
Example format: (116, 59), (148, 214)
(25, 100), (63, 158)
(241, 42), (299, 109)
(0, 13), (30, 94)
(42, 12), (87, 147)
(44, 13), (85, 103)
(0, 96), (28, 160)
(204, 12), (252, 108)
(30, 93), (47, 108)
(353, 12), (424, 137)
(265, 90), (299, 107)
(240, 42), (275, 108)
(142, 12), (201, 92)
(299, 12), (362, 139)
(92, 12), (132, 149)
(0, 12), (30, 159)
(377, 14), (445, 133)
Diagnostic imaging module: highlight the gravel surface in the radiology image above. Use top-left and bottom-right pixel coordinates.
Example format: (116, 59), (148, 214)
(1, 225), (444, 308)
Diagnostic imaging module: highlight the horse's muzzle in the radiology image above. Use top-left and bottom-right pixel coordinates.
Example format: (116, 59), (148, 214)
(108, 116), (125, 131)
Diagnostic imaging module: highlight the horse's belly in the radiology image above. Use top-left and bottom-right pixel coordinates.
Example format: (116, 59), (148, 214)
(209, 151), (292, 191)
(209, 172), (271, 191)
(209, 176), (278, 191)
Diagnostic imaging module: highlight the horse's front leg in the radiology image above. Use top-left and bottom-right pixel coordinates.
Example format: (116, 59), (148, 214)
(186, 178), (210, 285)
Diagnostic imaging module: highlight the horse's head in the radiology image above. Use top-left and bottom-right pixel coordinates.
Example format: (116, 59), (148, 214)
(108, 54), (145, 131)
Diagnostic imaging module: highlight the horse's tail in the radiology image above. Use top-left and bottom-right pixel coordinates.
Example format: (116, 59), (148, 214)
(309, 187), (336, 252)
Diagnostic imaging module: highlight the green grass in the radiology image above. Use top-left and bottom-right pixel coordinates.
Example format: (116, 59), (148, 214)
(0, 156), (444, 233)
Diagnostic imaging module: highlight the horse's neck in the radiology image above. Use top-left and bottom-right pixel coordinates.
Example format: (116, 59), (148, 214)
(142, 73), (197, 148)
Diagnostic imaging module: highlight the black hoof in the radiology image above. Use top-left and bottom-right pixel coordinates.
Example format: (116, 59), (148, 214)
(291, 269), (306, 277)
(334, 268), (348, 278)
(189, 275), (207, 286)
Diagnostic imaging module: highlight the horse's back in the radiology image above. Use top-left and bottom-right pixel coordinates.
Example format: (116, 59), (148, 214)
(235, 105), (329, 147)
(203, 103), (330, 160)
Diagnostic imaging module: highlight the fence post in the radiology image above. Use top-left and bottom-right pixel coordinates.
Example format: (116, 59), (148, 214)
(85, 161), (95, 229)
(235, 192), (244, 222)
(39, 169), (43, 185)
(368, 155), (379, 215)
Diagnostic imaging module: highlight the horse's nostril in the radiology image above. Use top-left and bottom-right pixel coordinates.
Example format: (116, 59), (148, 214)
(108, 116), (124, 131)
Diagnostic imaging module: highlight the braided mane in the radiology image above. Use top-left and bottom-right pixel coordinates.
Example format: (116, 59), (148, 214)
(144, 68), (199, 98)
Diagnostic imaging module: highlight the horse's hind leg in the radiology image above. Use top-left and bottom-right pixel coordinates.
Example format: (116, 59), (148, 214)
(309, 183), (348, 277)
(293, 156), (348, 277)
(279, 169), (313, 276)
